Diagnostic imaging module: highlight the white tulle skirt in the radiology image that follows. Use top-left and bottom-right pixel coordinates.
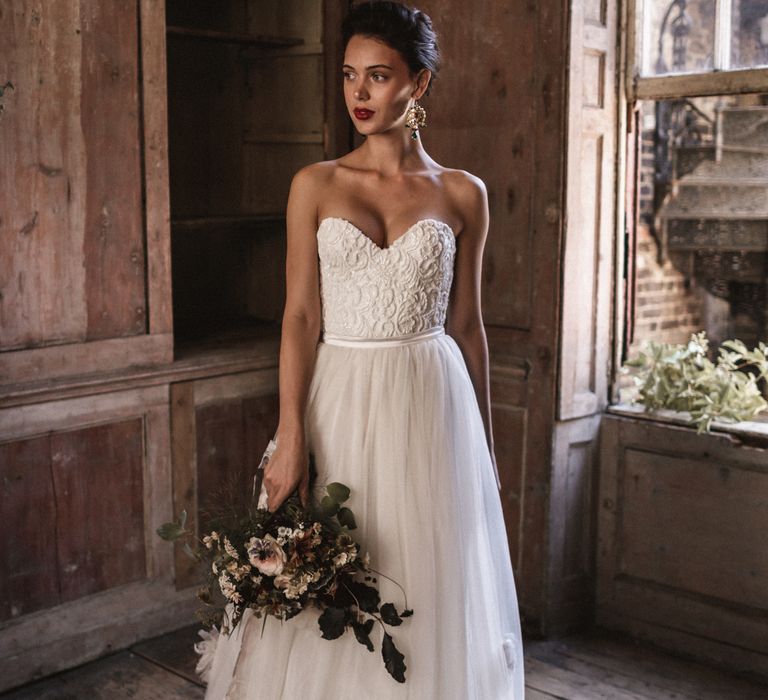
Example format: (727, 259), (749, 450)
(202, 326), (525, 699)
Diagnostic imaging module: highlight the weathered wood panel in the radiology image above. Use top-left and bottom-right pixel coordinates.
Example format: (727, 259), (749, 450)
(598, 414), (768, 679)
(170, 382), (198, 589)
(80, 1), (145, 340)
(490, 360), (529, 571)
(620, 449), (768, 610)
(51, 419), (147, 602)
(548, 416), (602, 631)
(417, 1), (538, 329)
(559, 0), (618, 421)
(0, 382), (188, 692)
(0, 435), (60, 622)
(243, 391), (281, 481)
(170, 371), (278, 589)
(0, 331), (173, 388)
(0, 1), (146, 351)
(196, 393), (280, 523)
(140, 0), (174, 336)
(0, 417), (146, 622)
(196, 399), (249, 519)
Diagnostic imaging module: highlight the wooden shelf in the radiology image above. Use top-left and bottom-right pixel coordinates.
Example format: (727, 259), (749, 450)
(0, 325), (282, 410)
(173, 317), (282, 361)
(171, 214), (285, 231)
(166, 26), (304, 48)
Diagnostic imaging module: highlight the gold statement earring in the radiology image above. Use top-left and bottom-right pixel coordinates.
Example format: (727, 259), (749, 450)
(405, 100), (427, 140)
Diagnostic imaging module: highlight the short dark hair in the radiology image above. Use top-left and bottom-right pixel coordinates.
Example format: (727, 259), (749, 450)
(341, 1), (441, 97)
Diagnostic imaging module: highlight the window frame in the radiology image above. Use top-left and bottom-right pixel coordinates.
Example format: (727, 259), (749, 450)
(626, 0), (768, 100)
(610, 0), (768, 432)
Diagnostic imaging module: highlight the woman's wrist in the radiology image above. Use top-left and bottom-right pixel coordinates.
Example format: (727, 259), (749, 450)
(276, 422), (307, 447)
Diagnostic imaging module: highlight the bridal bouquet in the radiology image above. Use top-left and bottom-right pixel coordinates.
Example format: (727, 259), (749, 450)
(157, 449), (412, 683)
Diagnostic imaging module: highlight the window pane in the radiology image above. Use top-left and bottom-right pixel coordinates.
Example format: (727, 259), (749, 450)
(621, 93), (768, 406)
(639, 0), (716, 76)
(731, 0), (768, 69)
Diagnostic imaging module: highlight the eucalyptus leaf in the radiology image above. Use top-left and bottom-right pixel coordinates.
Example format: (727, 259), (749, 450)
(337, 506), (357, 529)
(379, 602), (402, 626)
(319, 495), (340, 517)
(156, 521), (187, 541)
(326, 482), (351, 503)
(347, 580), (380, 613)
(318, 606), (347, 640)
(351, 618), (375, 651)
(382, 631), (406, 683)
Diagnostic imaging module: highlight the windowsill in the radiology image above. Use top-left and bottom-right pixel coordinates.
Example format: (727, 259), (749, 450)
(606, 402), (768, 443)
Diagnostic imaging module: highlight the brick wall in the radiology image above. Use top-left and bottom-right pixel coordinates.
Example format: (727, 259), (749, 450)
(630, 224), (704, 357)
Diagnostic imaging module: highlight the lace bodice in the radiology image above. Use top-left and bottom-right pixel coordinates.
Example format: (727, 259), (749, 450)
(316, 217), (456, 338)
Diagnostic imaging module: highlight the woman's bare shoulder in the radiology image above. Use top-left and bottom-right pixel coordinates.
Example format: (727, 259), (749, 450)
(437, 167), (488, 233)
(287, 161), (341, 222)
(439, 167), (487, 200)
(292, 159), (339, 191)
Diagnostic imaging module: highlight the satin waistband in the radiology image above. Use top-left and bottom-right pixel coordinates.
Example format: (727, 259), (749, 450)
(321, 326), (445, 348)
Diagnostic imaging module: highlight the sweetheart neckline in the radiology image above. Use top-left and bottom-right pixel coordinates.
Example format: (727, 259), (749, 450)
(317, 216), (456, 252)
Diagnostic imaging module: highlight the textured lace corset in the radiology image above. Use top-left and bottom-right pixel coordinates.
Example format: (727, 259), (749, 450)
(316, 217), (456, 339)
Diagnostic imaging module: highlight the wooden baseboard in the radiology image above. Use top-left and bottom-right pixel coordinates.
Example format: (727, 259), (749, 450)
(0, 579), (199, 693)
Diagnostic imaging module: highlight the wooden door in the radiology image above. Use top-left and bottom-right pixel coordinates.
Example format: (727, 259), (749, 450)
(0, 1), (172, 386)
(415, 0), (571, 633)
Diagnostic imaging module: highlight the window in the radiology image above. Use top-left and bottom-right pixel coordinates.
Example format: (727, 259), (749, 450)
(631, 0), (768, 85)
(617, 0), (768, 413)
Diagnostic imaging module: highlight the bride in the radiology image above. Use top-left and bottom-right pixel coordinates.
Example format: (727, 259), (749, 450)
(200, 2), (525, 698)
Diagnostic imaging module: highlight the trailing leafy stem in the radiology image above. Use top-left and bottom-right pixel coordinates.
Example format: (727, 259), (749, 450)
(157, 466), (412, 684)
(620, 331), (768, 433)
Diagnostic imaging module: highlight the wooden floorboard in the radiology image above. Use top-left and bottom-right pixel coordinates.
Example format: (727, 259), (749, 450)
(559, 633), (768, 700)
(525, 640), (687, 700)
(0, 650), (204, 699)
(525, 687), (563, 700)
(131, 624), (204, 686)
(1, 624), (766, 698)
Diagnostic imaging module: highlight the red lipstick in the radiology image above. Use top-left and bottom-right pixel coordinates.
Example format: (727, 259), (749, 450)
(353, 108), (375, 120)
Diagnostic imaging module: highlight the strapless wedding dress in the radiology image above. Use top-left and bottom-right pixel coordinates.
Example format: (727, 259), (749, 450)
(201, 217), (525, 699)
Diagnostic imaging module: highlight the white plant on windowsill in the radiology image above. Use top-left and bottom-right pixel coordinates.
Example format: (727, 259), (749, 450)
(620, 332), (768, 434)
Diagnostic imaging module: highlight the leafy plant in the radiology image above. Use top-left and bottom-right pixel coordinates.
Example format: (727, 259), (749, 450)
(620, 331), (768, 433)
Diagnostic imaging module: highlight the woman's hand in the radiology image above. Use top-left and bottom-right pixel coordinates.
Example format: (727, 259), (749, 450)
(263, 436), (310, 513)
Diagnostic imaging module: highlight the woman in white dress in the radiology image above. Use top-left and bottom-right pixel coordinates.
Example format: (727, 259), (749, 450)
(201, 2), (525, 697)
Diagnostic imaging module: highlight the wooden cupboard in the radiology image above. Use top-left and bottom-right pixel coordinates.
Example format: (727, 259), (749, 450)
(0, 0), (347, 690)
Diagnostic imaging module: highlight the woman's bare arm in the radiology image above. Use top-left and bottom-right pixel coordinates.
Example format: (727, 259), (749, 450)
(264, 165), (323, 512)
(445, 173), (501, 490)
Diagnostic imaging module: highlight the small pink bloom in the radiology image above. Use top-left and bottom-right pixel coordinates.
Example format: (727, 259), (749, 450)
(247, 534), (286, 576)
